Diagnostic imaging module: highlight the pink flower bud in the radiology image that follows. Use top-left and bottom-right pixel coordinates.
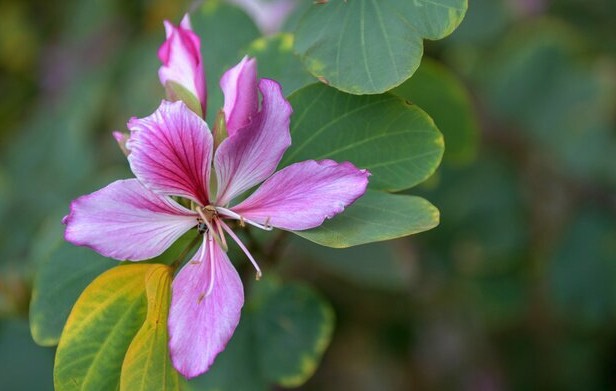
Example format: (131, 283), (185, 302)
(158, 14), (206, 116)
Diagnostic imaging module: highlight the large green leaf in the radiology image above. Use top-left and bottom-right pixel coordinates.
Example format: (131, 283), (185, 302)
(187, 278), (334, 390)
(29, 242), (115, 346)
(245, 33), (316, 96)
(54, 264), (150, 391)
(120, 265), (180, 391)
(294, 189), (439, 248)
(391, 57), (479, 166)
(294, 0), (468, 94)
(284, 83), (444, 192)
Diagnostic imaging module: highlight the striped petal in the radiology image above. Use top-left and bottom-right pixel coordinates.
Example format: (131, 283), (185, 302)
(127, 100), (213, 205)
(63, 179), (197, 261)
(214, 79), (292, 205)
(231, 160), (370, 231)
(168, 237), (244, 378)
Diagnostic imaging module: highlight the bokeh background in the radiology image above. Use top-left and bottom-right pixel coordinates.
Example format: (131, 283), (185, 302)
(1, 0), (615, 390)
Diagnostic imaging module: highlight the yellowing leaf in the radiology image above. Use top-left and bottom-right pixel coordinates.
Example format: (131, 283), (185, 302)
(120, 264), (180, 391)
(54, 264), (150, 391)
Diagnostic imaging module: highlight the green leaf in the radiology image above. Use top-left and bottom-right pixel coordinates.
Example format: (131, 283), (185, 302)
(29, 242), (115, 346)
(284, 83), (444, 192)
(54, 264), (151, 391)
(187, 278), (334, 390)
(391, 58), (479, 166)
(191, 0), (260, 121)
(245, 33), (316, 96)
(120, 265), (180, 391)
(294, 0), (468, 94)
(253, 280), (334, 387)
(294, 189), (439, 248)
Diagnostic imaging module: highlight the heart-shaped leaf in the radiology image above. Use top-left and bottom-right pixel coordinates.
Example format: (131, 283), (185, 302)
(294, 0), (468, 94)
(284, 83), (444, 192)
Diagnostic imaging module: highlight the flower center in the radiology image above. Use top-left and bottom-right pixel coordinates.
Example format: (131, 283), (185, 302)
(193, 204), (263, 280)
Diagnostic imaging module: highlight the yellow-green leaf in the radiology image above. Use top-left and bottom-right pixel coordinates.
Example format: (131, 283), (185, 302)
(54, 264), (151, 391)
(120, 265), (180, 391)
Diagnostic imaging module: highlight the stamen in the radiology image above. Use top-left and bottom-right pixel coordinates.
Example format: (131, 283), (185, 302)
(215, 220), (228, 251)
(215, 207), (273, 231)
(220, 220), (262, 280)
(196, 205), (227, 250)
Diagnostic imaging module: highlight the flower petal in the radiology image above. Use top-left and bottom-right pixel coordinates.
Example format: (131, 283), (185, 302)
(158, 14), (206, 113)
(64, 179), (197, 261)
(168, 237), (244, 379)
(127, 100), (213, 205)
(214, 78), (292, 205)
(231, 160), (370, 230)
(220, 56), (258, 137)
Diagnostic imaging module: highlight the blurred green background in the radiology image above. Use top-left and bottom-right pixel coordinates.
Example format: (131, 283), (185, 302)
(1, 0), (615, 390)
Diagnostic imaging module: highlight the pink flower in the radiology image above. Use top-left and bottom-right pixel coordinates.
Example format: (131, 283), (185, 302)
(63, 57), (369, 377)
(158, 15), (206, 115)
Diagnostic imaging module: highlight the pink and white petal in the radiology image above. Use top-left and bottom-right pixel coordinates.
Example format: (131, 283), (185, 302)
(158, 15), (206, 112)
(214, 79), (292, 205)
(231, 160), (370, 231)
(127, 100), (213, 205)
(168, 238), (244, 379)
(220, 56), (258, 137)
(64, 179), (197, 261)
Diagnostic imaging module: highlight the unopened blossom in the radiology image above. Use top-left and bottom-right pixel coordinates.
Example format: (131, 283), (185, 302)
(63, 16), (369, 380)
(158, 14), (206, 114)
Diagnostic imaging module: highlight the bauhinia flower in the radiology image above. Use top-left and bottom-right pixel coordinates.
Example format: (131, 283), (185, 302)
(63, 16), (369, 379)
